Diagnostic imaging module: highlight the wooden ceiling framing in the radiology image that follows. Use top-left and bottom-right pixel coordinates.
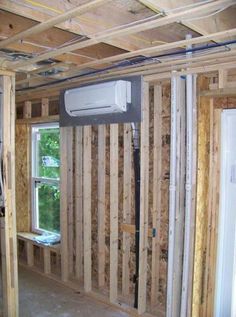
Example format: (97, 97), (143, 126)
(0, 0), (236, 99)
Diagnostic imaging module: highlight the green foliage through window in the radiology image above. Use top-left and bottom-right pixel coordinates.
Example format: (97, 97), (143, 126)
(38, 183), (60, 233)
(33, 125), (60, 234)
(38, 128), (60, 179)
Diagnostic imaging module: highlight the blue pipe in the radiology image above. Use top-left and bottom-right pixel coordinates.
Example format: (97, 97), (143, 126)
(16, 38), (236, 92)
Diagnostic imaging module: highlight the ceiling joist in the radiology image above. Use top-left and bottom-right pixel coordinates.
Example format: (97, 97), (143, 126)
(0, 0), (108, 50)
(139, 0), (236, 36)
(4, 0), (235, 70)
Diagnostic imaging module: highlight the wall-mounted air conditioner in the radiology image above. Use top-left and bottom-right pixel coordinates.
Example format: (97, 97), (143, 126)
(60, 76), (142, 126)
(64, 80), (131, 117)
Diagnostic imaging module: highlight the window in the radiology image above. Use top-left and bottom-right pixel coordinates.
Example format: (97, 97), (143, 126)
(32, 123), (60, 234)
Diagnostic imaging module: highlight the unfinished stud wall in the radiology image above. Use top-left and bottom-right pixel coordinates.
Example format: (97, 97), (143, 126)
(15, 82), (171, 316)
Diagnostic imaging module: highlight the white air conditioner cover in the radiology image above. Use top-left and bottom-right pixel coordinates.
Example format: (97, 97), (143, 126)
(64, 80), (131, 117)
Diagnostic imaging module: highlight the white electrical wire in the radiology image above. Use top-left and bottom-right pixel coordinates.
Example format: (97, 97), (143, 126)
(164, 0), (215, 13)
(183, 4), (232, 22)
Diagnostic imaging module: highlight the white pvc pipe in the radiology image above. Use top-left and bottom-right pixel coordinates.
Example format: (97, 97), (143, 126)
(0, 90), (4, 208)
(181, 34), (194, 317)
(166, 73), (178, 317)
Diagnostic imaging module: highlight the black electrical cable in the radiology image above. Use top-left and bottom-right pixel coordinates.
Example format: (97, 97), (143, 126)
(16, 38), (236, 92)
(133, 146), (140, 309)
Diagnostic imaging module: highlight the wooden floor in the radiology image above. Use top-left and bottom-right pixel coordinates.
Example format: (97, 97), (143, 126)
(0, 266), (130, 317)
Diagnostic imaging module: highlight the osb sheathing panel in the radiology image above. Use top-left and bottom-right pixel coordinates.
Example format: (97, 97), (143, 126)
(15, 123), (30, 232)
(192, 87), (236, 317)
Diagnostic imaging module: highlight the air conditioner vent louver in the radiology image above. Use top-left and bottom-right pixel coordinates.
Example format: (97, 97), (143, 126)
(64, 80), (131, 117)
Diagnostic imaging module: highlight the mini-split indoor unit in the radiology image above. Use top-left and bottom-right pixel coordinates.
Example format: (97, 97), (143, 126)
(64, 80), (131, 117)
(60, 76), (142, 126)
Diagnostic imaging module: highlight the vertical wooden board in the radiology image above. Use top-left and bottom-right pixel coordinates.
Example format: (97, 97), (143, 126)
(192, 93), (211, 317)
(23, 101), (31, 119)
(151, 85), (162, 307)
(1, 75), (19, 316)
(218, 70), (227, 89)
(83, 126), (92, 292)
(205, 107), (222, 317)
(122, 123), (132, 296)
(60, 127), (69, 282)
(0, 218), (8, 317)
(44, 248), (51, 275)
(26, 241), (34, 267)
(138, 81), (149, 315)
(202, 99), (214, 317)
(187, 75), (198, 316)
(67, 127), (74, 275)
(172, 77), (185, 316)
(208, 108), (221, 315)
(75, 126), (83, 280)
(41, 98), (49, 117)
(109, 124), (119, 303)
(98, 125), (106, 288)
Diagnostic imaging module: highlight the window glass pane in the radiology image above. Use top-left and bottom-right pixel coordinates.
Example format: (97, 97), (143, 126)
(37, 127), (60, 179)
(36, 182), (60, 233)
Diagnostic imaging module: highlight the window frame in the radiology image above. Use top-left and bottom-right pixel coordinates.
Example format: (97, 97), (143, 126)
(31, 122), (60, 235)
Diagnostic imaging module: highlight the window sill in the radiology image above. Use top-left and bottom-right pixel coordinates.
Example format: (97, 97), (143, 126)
(17, 232), (60, 253)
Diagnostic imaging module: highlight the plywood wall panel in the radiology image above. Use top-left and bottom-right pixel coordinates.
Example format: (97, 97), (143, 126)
(15, 124), (30, 232)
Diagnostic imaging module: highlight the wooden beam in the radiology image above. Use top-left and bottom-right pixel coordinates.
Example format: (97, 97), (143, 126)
(75, 126), (83, 280)
(23, 101), (32, 119)
(151, 85), (162, 308)
(60, 127), (69, 282)
(187, 75), (198, 316)
(41, 98), (49, 117)
(0, 0), (108, 49)
(122, 123), (132, 296)
(43, 248), (51, 275)
(145, 60), (236, 82)
(201, 87), (236, 97)
(1, 75), (19, 317)
(203, 105), (222, 317)
(121, 223), (153, 238)
(191, 88), (211, 317)
(138, 81), (150, 314)
(7, 0), (233, 70)
(218, 70), (227, 89)
(83, 126), (92, 292)
(109, 124), (119, 303)
(207, 108), (221, 317)
(16, 115), (59, 124)
(98, 125), (106, 288)
(67, 127), (74, 275)
(26, 241), (34, 267)
(0, 69), (15, 76)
